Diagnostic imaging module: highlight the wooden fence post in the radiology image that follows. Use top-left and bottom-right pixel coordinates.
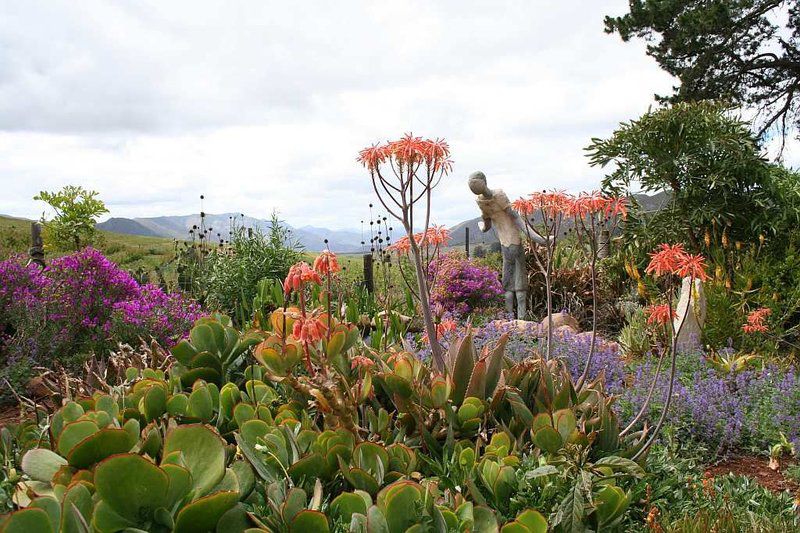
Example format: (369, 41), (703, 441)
(29, 222), (45, 268)
(465, 227), (470, 258)
(363, 254), (374, 293)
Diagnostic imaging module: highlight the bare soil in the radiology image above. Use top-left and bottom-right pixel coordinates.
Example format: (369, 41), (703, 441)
(706, 455), (798, 493)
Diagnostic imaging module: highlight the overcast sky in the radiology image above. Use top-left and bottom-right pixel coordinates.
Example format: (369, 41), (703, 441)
(0, 1), (796, 230)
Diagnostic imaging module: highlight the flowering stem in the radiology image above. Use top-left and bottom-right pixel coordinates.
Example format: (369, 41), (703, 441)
(634, 279), (691, 460)
(299, 290), (315, 376)
(619, 343), (667, 437)
(577, 219), (599, 390)
(408, 231), (445, 372)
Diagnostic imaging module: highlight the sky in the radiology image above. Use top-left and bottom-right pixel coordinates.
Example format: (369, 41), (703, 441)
(0, 1), (796, 230)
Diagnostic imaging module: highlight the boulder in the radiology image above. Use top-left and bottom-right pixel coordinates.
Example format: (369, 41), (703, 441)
(483, 319), (540, 336)
(540, 312), (580, 333)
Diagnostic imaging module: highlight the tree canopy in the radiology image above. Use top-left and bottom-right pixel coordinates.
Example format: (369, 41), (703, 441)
(605, 1), (800, 144)
(586, 101), (777, 248)
(34, 185), (108, 251)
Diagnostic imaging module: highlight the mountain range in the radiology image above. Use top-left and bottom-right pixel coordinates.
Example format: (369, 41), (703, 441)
(97, 213), (367, 253)
(97, 192), (670, 253)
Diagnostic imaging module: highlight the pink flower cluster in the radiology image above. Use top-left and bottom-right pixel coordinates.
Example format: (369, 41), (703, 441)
(428, 253), (503, 317)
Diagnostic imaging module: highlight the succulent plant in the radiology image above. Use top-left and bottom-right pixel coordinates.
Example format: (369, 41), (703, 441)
(171, 314), (263, 386)
(10, 423), (249, 533)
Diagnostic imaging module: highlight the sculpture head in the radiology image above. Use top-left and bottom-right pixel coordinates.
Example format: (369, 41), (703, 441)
(468, 171), (489, 196)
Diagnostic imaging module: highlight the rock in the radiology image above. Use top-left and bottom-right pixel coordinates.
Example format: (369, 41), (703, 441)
(540, 312), (580, 333)
(674, 276), (706, 352)
(26, 376), (54, 399)
(554, 324), (578, 338)
(483, 319), (540, 336)
(507, 319), (539, 334)
(569, 331), (621, 354)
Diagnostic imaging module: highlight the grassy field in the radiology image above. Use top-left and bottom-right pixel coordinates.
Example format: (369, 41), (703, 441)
(0, 215), (177, 279)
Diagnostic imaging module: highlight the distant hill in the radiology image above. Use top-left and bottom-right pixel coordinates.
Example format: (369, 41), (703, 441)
(97, 217), (162, 237)
(97, 213), (366, 253)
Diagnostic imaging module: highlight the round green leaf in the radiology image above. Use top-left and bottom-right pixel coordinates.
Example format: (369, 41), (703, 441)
(94, 454), (169, 523)
(66, 428), (136, 469)
(173, 491), (239, 533)
(163, 424), (226, 497)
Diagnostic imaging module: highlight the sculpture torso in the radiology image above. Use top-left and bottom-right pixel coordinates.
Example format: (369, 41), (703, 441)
(476, 190), (522, 247)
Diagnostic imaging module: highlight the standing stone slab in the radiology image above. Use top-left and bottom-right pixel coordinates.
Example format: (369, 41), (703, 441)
(674, 276), (706, 352)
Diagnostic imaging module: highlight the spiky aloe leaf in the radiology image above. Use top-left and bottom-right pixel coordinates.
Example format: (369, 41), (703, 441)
(449, 331), (476, 406)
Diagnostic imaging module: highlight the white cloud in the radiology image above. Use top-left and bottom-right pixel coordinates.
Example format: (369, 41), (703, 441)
(0, 0), (690, 229)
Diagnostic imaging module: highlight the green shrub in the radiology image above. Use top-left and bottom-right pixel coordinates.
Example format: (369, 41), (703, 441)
(182, 213), (302, 321)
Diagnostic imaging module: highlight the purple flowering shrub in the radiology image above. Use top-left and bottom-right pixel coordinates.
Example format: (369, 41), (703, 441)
(620, 353), (800, 455)
(428, 253), (503, 318)
(0, 249), (201, 400)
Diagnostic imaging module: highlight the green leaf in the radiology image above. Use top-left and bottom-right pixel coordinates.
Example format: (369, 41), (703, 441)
(532, 426), (563, 454)
(330, 492), (368, 524)
(60, 482), (93, 533)
(172, 339), (198, 366)
(29, 497), (60, 532)
(0, 508), (54, 533)
(163, 424), (226, 497)
(66, 428), (136, 469)
(21, 449), (68, 483)
(524, 465), (559, 480)
(593, 456), (645, 477)
(173, 491), (239, 533)
(450, 332), (476, 405)
(558, 483), (585, 533)
(290, 510), (329, 532)
(57, 421), (99, 457)
(94, 454), (169, 524)
(516, 509), (547, 533)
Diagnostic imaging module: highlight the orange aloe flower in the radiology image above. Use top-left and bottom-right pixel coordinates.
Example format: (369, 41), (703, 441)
(387, 235), (411, 255)
(742, 307), (771, 334)
(358, 133), (452, 175)
(313, 250), (341, 276)
(512, 197), (535, 216)
(292, 315), (328, 344)
(283, 261), (323, 294)
(422, 225), (450, 247)
(675, 253), (710, 281)
(645, 304), (677, 326)
(605, 196), (628, 219)
(645, 243), (688, 277)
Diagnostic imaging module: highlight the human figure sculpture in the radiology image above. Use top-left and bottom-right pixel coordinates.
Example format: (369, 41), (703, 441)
(468, 171), (546, 318)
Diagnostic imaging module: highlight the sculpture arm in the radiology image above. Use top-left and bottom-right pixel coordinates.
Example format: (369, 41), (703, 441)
(478, 217), (492, 233)
(506, 206), (547, 244)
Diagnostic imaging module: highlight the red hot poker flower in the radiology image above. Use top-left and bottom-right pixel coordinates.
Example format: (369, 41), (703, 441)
(313, 250), (341, 276)
(283, 261), (323, 294)
(645, 304), (677, 326)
